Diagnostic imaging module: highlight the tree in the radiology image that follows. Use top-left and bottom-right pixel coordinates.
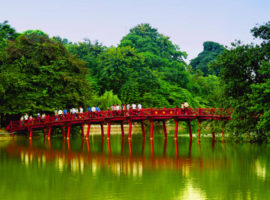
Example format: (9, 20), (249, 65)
(96, 46), (145, 94)
(96, 90), (121, 110)
(0, 21), (18, 51)
(211, 21), (270, 139)
(120, 23), (187, 62)
(190, 41), (225, 76)
(66, 39), (106, 92)
(0, 33), (93, 120)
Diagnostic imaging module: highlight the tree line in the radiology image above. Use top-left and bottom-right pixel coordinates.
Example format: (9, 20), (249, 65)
(0, 20), (269, 141)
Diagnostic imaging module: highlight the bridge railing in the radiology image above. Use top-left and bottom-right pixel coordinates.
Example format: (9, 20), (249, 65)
(6, 108), (233, 132)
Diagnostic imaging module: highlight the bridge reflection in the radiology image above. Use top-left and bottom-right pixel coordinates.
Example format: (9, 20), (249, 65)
(5, 138), (229, 177)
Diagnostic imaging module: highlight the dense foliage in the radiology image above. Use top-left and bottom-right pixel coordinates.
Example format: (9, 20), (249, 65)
(0, 26), (93, 123)
(211, 21), (270, 139)
(190, 41), (225, 76)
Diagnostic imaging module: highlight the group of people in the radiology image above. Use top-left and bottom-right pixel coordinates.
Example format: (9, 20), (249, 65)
(19, 102), (191, 125)
(110, 103), (142, 111)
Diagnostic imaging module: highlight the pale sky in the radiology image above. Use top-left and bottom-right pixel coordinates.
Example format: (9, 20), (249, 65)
(1, 0), (269, 61)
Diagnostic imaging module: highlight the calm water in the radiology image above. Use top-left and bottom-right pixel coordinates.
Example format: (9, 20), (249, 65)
(0, 129), (270, 200)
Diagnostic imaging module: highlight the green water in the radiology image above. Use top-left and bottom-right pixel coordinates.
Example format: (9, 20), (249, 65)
(0, 131), (270, 200)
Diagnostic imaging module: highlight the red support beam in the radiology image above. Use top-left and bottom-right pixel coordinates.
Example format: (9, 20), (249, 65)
(212, 131), (216, 140)
(175, 139), (179, 157)
(86, 124), (91, 139)
(81, 124), (85, 138)
(48, 127), (52, 140)
(188, 121), (192, 139)
(121, 138), (125, 155)
(86, 139), (90, 153)
(67, 126), (71, 140)
(163, 138), (167, 156)
(174, 120), (178, 140)
(100, 123), (104, 137)
(128, 120), (132, 140)
(62, 126), (66, 138)
(121, 122), (124, 137)
(141, 121), (145, 138)
(43, 128), (46, 138)
(107, 139), (111, 155)
(163, 121), (167, 138)
(29, 129), (33, 139)
(150, 139), (154, 157)
(107, 122), (111, 140)
(128, 139), (132, 156)
(197, 120), (201, 139)
(150, 120), (154, 140)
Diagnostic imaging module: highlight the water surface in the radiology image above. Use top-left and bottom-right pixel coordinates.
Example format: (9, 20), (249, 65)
(0, 130), (269, 200)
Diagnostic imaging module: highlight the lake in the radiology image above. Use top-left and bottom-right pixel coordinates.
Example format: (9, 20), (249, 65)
(0, 128), (269, 200)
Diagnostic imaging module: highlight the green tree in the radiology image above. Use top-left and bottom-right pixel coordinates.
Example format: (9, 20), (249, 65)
(0, 33), (93, 119)
(96, 90), (121, 110)
(96, 46), (145, 94)
(66, 39), (106, 92)
(190, 41), (225, 76)
(211, 21), (270, 139)
(120, 23), (187, 62)
(0, 21), (18, 51)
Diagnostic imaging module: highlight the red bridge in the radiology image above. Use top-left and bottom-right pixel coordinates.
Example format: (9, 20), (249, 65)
(6, 108), (231, 140)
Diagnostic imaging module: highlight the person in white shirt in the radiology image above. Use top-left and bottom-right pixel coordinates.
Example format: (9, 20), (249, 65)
(116, 104), (120, 111)
(24, 113), (29, 120)
(92, 106), (96, 112)
(58, 109), (63, 115)
(184, 102), (189, 108)
(127, 104), (130, 110)
(132, 103), (136, 109)
(138, 103), (142, 110)
(79, 107), (84, 113)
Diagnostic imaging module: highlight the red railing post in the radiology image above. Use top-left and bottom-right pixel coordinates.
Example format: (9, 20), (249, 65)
(150, 120), (154, 140)
(128, 120), (132, 140)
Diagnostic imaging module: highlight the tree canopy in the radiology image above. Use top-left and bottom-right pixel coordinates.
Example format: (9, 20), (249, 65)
(190, 41), (225, 76)
(0, 32), (93, 116)
(211, 21), (270, 138)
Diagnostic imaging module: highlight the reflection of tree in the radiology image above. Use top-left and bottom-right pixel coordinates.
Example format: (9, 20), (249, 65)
(1, 138), (270, 200)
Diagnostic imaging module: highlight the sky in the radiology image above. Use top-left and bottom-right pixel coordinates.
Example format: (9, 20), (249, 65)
(1, 0), (270, 61)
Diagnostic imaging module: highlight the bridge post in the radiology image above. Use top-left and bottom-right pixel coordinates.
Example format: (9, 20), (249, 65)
(222, 123), (225, 138)
(81, 124), (85, 138)
(121, 122), (124, 137)
(48, 127), (52, 140)
(43, 128), (46, 138)
(67, 126), (71, 140)
(163, 138), (167, 156)
(212, 131), (215, 140)
(174, 120), (178, 140)
(175, 139), (178, 157)
(128, 139), (132, 156)
(197, 120), (201, 139)
(86, 124), (91, 139)
(100, 123), (104, 137)
(128, 120), (132, 140)
(188, 121), (192, 139)
(107, 139), (111, 155)
(107, 122), (111, 140)
(163, 121), (167, 138)
(150, 139), (154, 157)
(62, 126), (66, 138)
(141, 121), (145, 138)
(29, 129), (33, 139)
(150, 120), (154, 140)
